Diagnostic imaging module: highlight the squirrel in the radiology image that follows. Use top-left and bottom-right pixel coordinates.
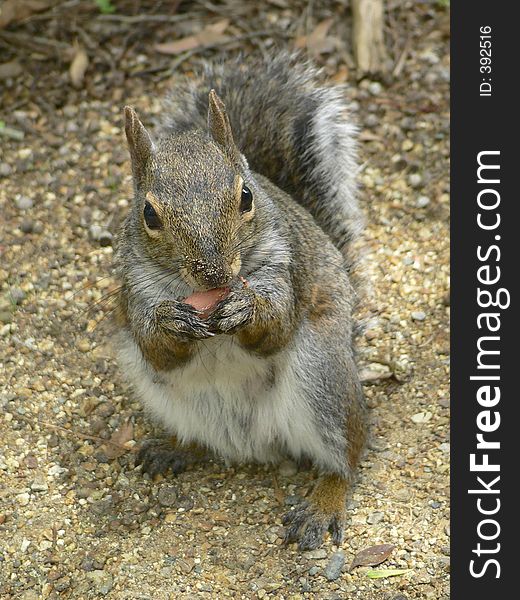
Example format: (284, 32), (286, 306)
(113, 53), (368, 551)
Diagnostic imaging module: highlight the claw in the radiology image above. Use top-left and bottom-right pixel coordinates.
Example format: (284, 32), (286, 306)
(155, 300), (214, 340)
(329, 515), (345, 545)
(282, 503), (346, 550)
(206, 289), (254, 334)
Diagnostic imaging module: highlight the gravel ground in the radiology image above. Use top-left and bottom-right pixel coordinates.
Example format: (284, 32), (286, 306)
(0, 2), (450, 598)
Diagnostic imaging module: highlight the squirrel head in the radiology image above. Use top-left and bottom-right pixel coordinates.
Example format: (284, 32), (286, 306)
(123, 91), (258, 290)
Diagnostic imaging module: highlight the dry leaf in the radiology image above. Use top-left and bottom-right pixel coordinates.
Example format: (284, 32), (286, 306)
(69, 45), (89, 89)
(156, 19), (230, 55)
(350, 544), (395, 570)
(295, 18), (335, 55)
(103, 419), (134, 459)
(0, 0), (58, 29)
(332, 65), (349, 83)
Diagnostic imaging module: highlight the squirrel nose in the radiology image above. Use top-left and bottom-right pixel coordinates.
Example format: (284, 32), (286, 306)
(190, 258), (231, 288)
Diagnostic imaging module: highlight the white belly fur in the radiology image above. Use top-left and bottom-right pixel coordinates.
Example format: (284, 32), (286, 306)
(117, 332), (329, 465)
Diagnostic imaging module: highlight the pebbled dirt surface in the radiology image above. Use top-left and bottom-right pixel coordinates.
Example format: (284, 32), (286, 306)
(0, 1), (450, 598)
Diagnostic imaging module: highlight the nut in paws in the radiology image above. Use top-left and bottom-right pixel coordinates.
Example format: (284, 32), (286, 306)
(155, 299), (214, 340)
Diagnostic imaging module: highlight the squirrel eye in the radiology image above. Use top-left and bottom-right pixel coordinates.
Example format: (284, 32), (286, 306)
(240, 185), (253, 213)
(143, 201), (162, 230)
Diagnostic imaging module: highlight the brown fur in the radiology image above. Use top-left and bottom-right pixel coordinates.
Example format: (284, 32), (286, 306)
(310, 474), (348, 516)
(308, 284), (336, 322)
(138, 335), (194, 372)
(235, 292), (295, 355)
(345, 389), (367, 475)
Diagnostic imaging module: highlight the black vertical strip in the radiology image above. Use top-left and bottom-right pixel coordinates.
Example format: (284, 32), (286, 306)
(451, 2), (518, 597)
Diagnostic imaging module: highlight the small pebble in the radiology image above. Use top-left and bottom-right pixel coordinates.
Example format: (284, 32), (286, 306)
(367, 511), (384, 524)
(76, 339), (91, 353)
(416, 196), (430, 208)
(364, 114), (379, 128)
(324, 551), (345, 581)
(368, 81), (383, 95)
(158, 486), (178, 507)
(20, 219), (35, 233)
(30, 479), (48, 492)
(305, 549), (327, 560)
(411, 311), (426, 321)
(15, 195), (33, 210)
(63, 105), (78, 118)
(400, 117), (415, 131)
(420, 50), (440, 64)
(395, 488), (411, 502)
(408, 173), (423, 188)
(411, 411), (433, 424)
(16, 492), (30, 506)
(0, 162), (12, 177)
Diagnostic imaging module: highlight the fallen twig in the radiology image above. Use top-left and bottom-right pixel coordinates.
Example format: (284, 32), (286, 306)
(0, 30), (70, 55)
(96, 13), (189, 24)
(392, 35), (411, 77)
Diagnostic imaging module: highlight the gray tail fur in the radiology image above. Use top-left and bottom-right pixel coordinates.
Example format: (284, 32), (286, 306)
(161, 53), (367, 311)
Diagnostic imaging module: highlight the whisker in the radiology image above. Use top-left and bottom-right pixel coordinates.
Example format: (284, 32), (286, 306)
(75, 267), (175, 316)
(79, 270), (184, 332)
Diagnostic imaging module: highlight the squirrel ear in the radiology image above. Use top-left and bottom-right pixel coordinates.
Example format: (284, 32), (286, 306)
(207, 90), (239, 159)
(124, 106), (154, 188)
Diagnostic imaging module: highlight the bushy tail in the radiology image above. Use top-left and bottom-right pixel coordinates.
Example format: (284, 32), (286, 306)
(161, 53), (367, 312)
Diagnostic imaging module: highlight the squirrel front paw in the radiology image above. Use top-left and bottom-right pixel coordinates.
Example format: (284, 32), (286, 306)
(155, 300), (214, 341)
(207, 288), (255, 334)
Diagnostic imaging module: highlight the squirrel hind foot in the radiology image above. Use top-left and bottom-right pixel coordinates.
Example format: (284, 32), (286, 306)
(282, 502), (345, 551)
(135, 438), (191, 478)
(282, 474), (347, 550)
